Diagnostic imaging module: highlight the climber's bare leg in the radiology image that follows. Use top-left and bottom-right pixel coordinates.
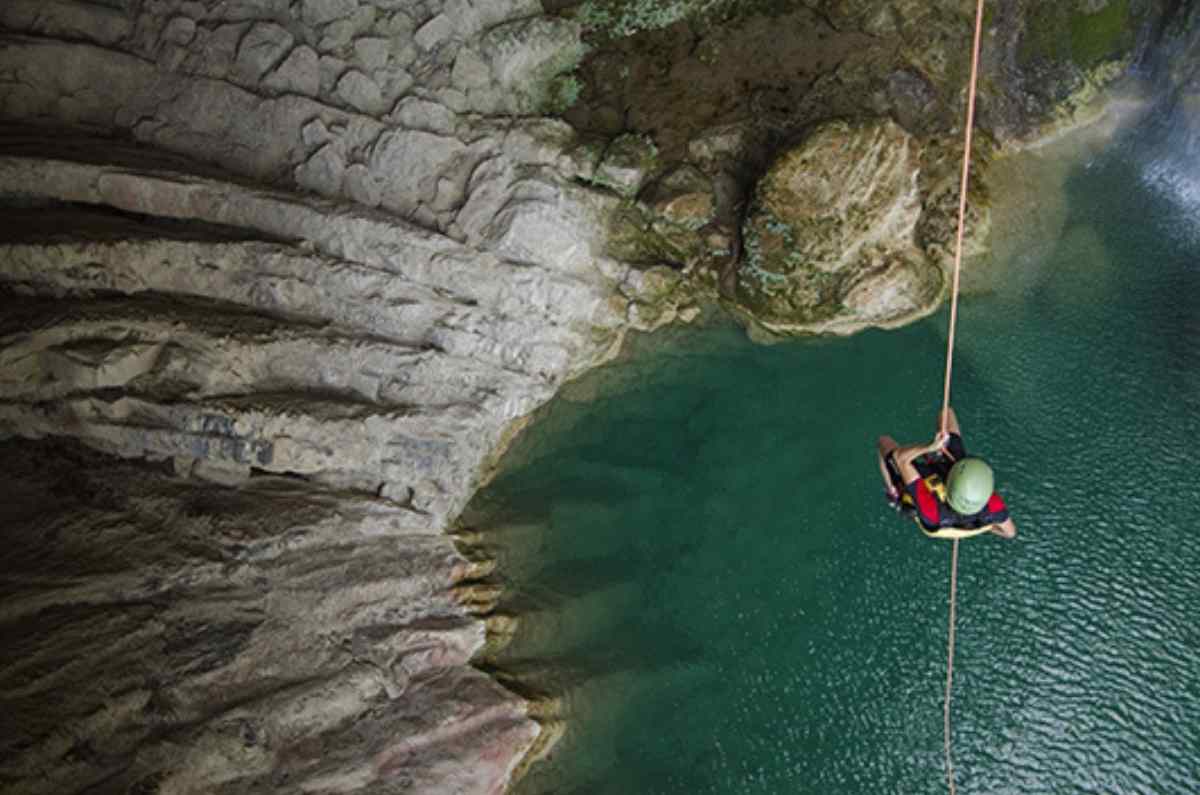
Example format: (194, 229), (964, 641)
(877, 435), (900, 498)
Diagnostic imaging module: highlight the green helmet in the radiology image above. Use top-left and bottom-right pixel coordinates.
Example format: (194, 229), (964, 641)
(946, 457), (994, 515)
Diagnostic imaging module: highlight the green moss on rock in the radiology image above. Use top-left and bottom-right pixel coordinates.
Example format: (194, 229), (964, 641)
(1070, 0), (1133, 67)
(588, 133), (659, 197)
(606, 201), (709, 267)
(1020, 0), (1134, 70)
(547, 73), (584, 115)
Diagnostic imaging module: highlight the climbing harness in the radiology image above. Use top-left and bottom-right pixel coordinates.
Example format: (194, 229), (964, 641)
(941, 1), (988, 794)
(886, 451), (994, 540)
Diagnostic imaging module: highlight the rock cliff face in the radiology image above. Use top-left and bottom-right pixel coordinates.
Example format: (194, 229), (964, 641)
(0, 1), (674, 792)
(2, 440), (531, 794)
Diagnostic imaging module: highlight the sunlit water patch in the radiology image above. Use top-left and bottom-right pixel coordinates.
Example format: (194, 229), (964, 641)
(467, 115), (1200, 794)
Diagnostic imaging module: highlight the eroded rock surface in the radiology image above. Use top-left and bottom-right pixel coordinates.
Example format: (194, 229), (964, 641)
(0, 0), (675, 792)
(738, 119), (942, 332)
(2, 440), (533, 795)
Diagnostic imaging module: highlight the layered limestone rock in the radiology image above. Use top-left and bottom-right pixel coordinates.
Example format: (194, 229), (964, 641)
(2, 440), (530, 795)
(0, 1), (681, 792)
(737, 119), (942, 333)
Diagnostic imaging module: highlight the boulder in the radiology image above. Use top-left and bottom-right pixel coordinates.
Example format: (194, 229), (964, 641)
(303, 0), (358, 27)
(604, 164), (717, 270)
(353, 36), (391, 71)
(477, 16), (586, 114)
(737, 118), (942, 332)
(886, 68), (940, 134)
(415, 13), (455, 51)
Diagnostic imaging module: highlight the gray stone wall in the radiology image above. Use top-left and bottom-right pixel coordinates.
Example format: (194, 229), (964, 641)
(0, 1), (653, 792)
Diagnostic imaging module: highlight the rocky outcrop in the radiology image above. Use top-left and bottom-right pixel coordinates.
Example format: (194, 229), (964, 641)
(737, 119), (941, 333)
(557, 0), (1153, 334)
(0, 1), (687, 792)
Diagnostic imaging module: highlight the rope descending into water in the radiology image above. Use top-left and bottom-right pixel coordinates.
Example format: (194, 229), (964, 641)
(944, 537), (961, 795)
(941, 1), (987, 793)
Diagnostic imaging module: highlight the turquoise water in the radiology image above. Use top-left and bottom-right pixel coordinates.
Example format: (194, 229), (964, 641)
(468, 118), (1200, 793)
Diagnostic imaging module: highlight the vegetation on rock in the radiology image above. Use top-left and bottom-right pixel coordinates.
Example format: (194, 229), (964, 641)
(574, 0), (770, 38)
(1021, 0), (1136, 70)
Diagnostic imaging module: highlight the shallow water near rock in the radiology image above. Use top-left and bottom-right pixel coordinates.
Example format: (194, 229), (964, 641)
(470, 114), (1200, 794)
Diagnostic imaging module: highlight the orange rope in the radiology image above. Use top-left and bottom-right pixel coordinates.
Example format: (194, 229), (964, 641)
(944, 538), (960, 795)
(942, 0), (987, 433)
(941, 2), (987, 794)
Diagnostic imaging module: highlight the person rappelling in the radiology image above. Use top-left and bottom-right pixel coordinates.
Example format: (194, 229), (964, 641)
(876, 407), (1017, 540)
(880, 1), (998, 792)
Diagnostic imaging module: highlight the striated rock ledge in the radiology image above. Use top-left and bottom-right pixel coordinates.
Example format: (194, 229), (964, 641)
(0, 0), (675, 792)
(2, 439), (532, 795)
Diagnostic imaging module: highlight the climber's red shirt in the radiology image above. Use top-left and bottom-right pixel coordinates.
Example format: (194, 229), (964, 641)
(902, 432), (1010, 532)
(907, 478), (1009, 532)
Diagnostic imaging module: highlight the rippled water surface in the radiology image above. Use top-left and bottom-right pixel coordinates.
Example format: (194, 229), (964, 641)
(468, 117), (1200, 794)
